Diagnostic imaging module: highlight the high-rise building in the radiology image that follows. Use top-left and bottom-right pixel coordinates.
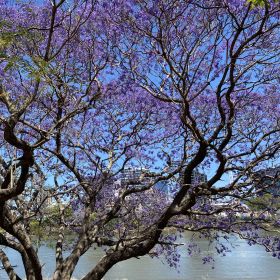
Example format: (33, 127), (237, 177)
(118, 167), (172, 198)
(119, 167), (152, 187)
(118, 165), (207, 202)
(169, 160), (207, 186)
(254, 166), (280, 196)
(179, 167), (207, 186)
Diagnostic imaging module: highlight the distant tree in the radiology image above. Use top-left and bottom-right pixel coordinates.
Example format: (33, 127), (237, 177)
(246, 170), (280, 211)
(249, 0), (279, 7)
(246, 193), (280, 211)
(0, 1), (280, 280)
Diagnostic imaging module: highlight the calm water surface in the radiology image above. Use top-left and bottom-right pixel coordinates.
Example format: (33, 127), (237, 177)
(1, 233), (280, 280)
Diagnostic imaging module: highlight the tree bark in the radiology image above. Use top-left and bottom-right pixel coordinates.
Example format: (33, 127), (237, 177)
(0, 249), (22, 280)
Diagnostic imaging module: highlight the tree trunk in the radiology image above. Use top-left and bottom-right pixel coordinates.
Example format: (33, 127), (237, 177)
(0, 249), (22, 280)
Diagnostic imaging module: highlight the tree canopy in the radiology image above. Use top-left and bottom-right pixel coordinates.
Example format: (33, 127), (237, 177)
(0, 0), (280, 279)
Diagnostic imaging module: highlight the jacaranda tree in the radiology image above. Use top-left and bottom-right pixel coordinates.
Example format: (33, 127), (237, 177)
(0, 0), (280, 279)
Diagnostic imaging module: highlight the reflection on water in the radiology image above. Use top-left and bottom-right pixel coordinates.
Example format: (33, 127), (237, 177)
(1, 233), (280, 280)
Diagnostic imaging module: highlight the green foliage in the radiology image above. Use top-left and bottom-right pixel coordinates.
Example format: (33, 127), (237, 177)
(246, 193), (280, 211)
(30, 220), (44, 237)
(28, 205), (73, 237)
(90, 212), (97, 221)
(0, 22), (15, 59)
(44, 205), (73, 225)
(249, 0), (267, 6)
(248, 0), (279, 7)
(0, 20), (48, 81)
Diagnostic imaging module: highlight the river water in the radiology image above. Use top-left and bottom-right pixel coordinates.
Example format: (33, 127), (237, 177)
(1, 233), (280, 280)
